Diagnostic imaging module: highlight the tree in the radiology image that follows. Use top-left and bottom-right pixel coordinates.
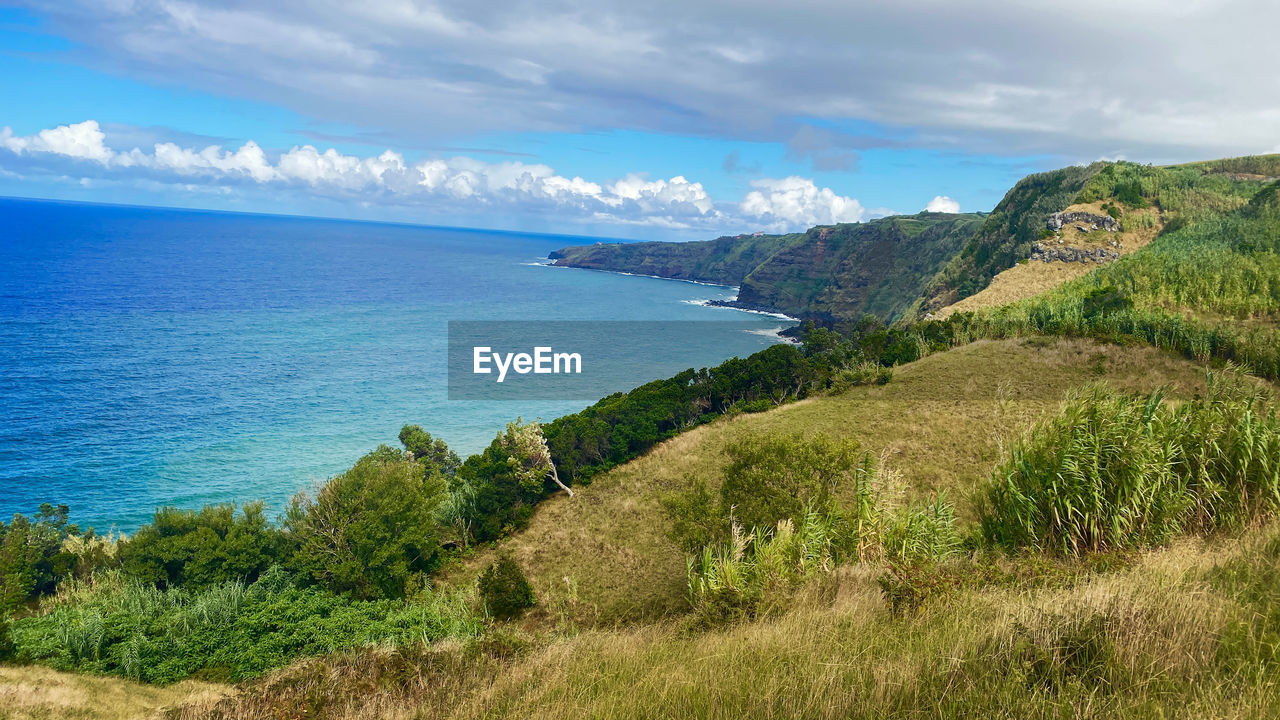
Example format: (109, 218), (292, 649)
(119, 502), (284, 589)
(287, 446), (446, 599)
(501, 419), (573, 498)
(454, 419), (573, 542)
(398, 424), (461, 476)
(0, 504), (89, 610)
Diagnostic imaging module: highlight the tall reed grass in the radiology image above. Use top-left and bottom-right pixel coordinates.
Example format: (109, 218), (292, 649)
(980, 372), (1280, 554)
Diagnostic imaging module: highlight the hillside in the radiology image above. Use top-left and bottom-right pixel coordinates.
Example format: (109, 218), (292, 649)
(154, 337), (1276, 719)
(552, 155), (1280, 326)
(552, 212), (985, 323)
(440, 337), (1213, 627)
(548, 231), (802, 286)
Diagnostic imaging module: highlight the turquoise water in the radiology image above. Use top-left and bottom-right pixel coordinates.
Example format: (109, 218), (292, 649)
(0, 198), (791, 531)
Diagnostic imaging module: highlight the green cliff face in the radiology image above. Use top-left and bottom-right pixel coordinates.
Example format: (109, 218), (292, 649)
(916, 164), (1105, 313)
(733, 213), (984, 323)
(552, 213), (983, 323)
(549, 232), (803, 286)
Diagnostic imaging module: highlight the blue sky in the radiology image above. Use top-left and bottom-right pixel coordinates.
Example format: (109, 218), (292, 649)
(1, 2), (1276, 240)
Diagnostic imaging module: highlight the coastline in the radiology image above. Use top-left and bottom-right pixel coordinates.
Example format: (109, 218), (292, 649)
(545, 256), (800, 320)
(539, 259), (742, 289)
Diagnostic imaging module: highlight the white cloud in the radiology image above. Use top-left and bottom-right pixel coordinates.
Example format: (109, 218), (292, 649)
(154, 140), (278, 181)
(2, 120), (115, 163)
(924, 195), (961, 213)
(0, 119), (866, 234)
(740, 177), (865, 231)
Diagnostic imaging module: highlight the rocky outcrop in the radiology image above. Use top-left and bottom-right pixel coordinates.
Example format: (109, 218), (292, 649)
(1047, 211), (1120, 233)
(1030, 242), (1119, 264)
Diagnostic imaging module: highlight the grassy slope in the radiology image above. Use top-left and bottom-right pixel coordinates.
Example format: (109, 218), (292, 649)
(917, 155), (1280, 318)
(936, 200), (1164, 317)
(5, 338), (1241, 719)
(442, 337), (1211, 628)
(458, 530), (1273, 720)
(0, 665), (229, 720)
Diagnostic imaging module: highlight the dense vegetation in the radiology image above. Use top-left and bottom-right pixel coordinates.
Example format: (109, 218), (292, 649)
(0, 430), (484, 682)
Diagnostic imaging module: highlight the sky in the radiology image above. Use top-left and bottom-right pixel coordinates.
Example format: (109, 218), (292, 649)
(0, 1), (1277, 240)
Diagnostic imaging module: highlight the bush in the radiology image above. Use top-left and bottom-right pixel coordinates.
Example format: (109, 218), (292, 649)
(664, 434), (882, 560)
(719, 434), (870, 534)
(478, 555), (534, 621)
(119, 501), (284, 590)
(288, 446), (447, 599)
(687, 510), (840, 625)
(9, 568), (481, 683)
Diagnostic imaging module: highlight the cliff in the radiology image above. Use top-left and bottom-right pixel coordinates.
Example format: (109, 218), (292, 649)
(552, 213), (983, 323)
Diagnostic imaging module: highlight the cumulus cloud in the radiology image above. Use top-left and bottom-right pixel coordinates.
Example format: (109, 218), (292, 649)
(740, 177), (865, 231)
(0, 120), (870, 234)
(2, 120), (114, 163)
(924, 195), (961, 213)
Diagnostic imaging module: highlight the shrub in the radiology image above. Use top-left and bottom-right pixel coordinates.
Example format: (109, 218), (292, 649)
(660, 476), (726, 554)
(980, 374), (1280, 554)
(478, 555), (534, 621)
(288, 446), (447, 599)
(719, 434), (870, 534)
(119, 501), (284, 590)
(10, 568), (481, 683)
(663, 434), (880, 556)
(687, 510), (838, 625)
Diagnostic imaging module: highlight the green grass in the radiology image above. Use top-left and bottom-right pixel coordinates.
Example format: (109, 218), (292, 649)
(437, 337), (1213, 628)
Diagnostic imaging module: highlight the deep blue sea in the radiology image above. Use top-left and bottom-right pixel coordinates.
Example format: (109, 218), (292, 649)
(0, 198), (792, 531)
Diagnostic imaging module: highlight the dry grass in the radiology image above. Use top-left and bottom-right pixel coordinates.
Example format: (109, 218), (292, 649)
(158, 524), (1280, 720)
(446, 526), (1271, 720)
(0, 665), (229, 720)
(938, 262), (1096, 317)
(441, 338), (1211, 628)
(937, 201), (1163, 318)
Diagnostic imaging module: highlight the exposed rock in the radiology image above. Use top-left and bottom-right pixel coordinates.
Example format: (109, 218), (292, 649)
(1047, 211), (1120, 233)
(1030, 242), (1119, 264)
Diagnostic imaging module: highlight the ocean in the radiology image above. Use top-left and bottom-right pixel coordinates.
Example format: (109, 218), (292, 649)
(0, 197), (793, 531)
